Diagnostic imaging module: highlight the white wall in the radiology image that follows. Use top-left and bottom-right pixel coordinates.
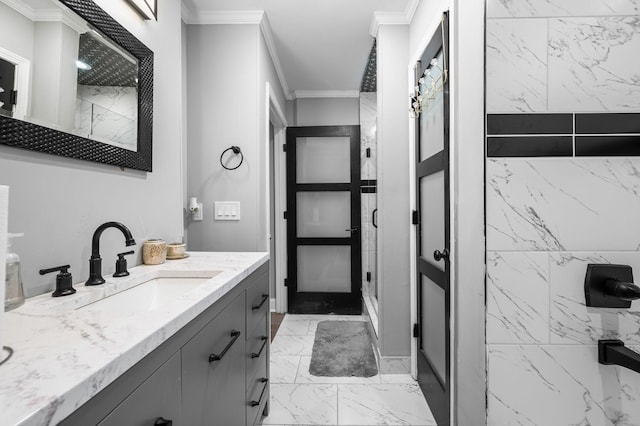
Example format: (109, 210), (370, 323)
(0, 2), (33, 61)
(376, 24), (411, 361)
(186, 23), (286, 253)
(294, 97), (359, 126)
(0, 0), (185, 297)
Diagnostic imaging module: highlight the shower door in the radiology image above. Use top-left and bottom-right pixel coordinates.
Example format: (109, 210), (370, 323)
(285, 125), (362, 314)
(414, 12), (450, 426)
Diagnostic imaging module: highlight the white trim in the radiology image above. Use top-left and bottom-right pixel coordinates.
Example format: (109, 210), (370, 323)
(34, 8), (88, 34)
(270, 297), (276, 312)
(266, 82), (289, 314)
(180, 0), (191, 22)
(293, 90), (360, 99)
(259, 14), (292, 101)
(0, 47), (30, 121)
(370, 0), (419, 37)
(0, 0), (34, 20)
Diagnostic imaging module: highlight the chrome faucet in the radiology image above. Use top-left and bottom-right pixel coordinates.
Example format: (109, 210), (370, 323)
(86, 222), (136, 286)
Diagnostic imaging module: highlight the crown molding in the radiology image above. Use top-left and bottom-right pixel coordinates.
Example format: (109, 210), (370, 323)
(186, 10), (265, 25)
(34, 8), (88, 33)
(369, 0), (419, 37)
(258, 14), (292, 100)
(293, 90), (360, 99)
(0, 0), (34, 20)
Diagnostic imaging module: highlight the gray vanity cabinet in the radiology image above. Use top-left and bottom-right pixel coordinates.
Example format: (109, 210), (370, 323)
(182, 292), (246, 426)
(97, 352), (181, 426)
(59, 262), (269, 426)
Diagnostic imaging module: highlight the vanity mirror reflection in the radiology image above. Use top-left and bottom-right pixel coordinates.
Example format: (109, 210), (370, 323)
(0, 0), (153, 171)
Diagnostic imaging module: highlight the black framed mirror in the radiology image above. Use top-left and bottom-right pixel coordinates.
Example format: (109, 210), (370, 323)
(0, 0), (153, 171)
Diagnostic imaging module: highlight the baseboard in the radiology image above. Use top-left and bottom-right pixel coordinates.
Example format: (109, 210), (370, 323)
(270, 297), (276, 312)
(379, 356), (411, 374)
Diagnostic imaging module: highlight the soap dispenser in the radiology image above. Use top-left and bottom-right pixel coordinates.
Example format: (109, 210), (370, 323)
(5, 233), (25, 311)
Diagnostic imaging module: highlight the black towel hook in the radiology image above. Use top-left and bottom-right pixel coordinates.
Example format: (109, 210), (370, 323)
(220, 146), (244, 170)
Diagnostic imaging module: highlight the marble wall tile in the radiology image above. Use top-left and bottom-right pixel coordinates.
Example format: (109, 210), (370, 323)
(549, 17), (640, 111)
(488, 345), (640, 425)
(487, 158), (640, 251)
(488, 0), (640, 18)
(77, 85), (138, 119)
(486, 19), (548, 112)
(549, 252), (640, 344)
(487, 251), (549, 344)
(360, 92), (377, 181)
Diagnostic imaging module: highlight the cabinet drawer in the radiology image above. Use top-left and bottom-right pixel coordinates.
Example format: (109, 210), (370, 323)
(246, 373), (269, 426)
(182, 293), (246, 426)
(98, 352), (181, 426)
(246, 274), (269, 335)
(247, 332), (269, 384)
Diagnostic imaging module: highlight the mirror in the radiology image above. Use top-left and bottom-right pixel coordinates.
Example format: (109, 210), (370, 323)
(0, 0), (153, 171)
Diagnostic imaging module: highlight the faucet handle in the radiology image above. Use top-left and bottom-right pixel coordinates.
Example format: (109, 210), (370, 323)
(40, 265), (76, 297)
(114, 250), (135, 278)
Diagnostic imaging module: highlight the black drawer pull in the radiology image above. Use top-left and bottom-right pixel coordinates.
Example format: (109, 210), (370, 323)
(252, 294), (269, 310)
(154, 417), (173, 426)
(250, 378), (269, 407)
(209, 330), (241, 362)
(251, 336), (268, 359)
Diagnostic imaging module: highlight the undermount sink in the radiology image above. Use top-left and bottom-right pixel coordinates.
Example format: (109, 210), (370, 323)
(77, 274), (220, 312)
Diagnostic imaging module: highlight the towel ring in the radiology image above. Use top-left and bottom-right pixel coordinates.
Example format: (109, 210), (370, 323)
(220, 146), (244, 170)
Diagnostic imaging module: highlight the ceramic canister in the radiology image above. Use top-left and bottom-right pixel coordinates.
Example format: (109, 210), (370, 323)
(142, 239), (166, 265)
(166, 243), (186, 259)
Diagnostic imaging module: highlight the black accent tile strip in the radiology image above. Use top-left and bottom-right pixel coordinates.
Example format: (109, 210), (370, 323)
(575, 113), (640, 134)
(360, 179), (377, 186)
(361, 187), (377, 193)
(575, 135), (640, 156)
(487, 114), (573, 135)
(487, 136), (573, 157)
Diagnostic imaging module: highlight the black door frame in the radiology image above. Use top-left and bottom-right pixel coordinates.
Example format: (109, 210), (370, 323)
(285, 125), (362, 314)
(414, 12), (450, 426)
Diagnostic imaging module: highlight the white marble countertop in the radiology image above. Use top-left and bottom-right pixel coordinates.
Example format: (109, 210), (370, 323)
(0, 251), (269, 426)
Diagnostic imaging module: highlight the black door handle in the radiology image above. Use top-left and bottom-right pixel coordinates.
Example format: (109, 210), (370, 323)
(209, 330), (241, 362)
(154, 417), (173, 426)
(372, 209), (378, 228)
(433, 249), (449, 262)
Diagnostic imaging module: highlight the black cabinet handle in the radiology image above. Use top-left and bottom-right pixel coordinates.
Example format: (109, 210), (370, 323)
(372, 208), (378, 228)
(251, 336), (268, 359)
(154, 417), (173, 426)
(250, 378), (269, 407)
(209, 330), (241, 362)
(252, 294), (269, 310)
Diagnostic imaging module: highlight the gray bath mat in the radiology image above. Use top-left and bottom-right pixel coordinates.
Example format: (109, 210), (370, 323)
(309, 320), (378, 377)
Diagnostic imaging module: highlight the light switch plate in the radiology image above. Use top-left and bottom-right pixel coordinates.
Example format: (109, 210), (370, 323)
(214, 201), (240, 221)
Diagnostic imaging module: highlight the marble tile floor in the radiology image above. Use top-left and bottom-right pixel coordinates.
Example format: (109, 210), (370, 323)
(262, 314), (436, 426)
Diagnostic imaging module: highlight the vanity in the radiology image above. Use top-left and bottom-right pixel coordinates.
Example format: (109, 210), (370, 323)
(0, 252), (269, 426)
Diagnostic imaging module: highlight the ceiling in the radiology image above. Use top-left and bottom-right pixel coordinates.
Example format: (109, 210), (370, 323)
(183, 0), (411, 98)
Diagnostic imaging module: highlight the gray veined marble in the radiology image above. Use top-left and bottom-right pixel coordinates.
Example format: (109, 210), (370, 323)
(487, 251), (550, 344)
(488, 344), (640, 425)
(549, 251), (640, 344)
(487, 0), (640, 18)
(487, 158), (640, 251)
(549, 17), (640, 111)
(486, 19), (548, 112)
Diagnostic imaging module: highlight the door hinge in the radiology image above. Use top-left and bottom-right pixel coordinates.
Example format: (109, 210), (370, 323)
(283, 211), (288, 220)
(366, 272), (371, 282)
(412, 210), (419, 225)
(284, 278), (288, 287)
(10, 90), (17, 106)
(413, 323), (420, 338)
(282, 144), (287, 152)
